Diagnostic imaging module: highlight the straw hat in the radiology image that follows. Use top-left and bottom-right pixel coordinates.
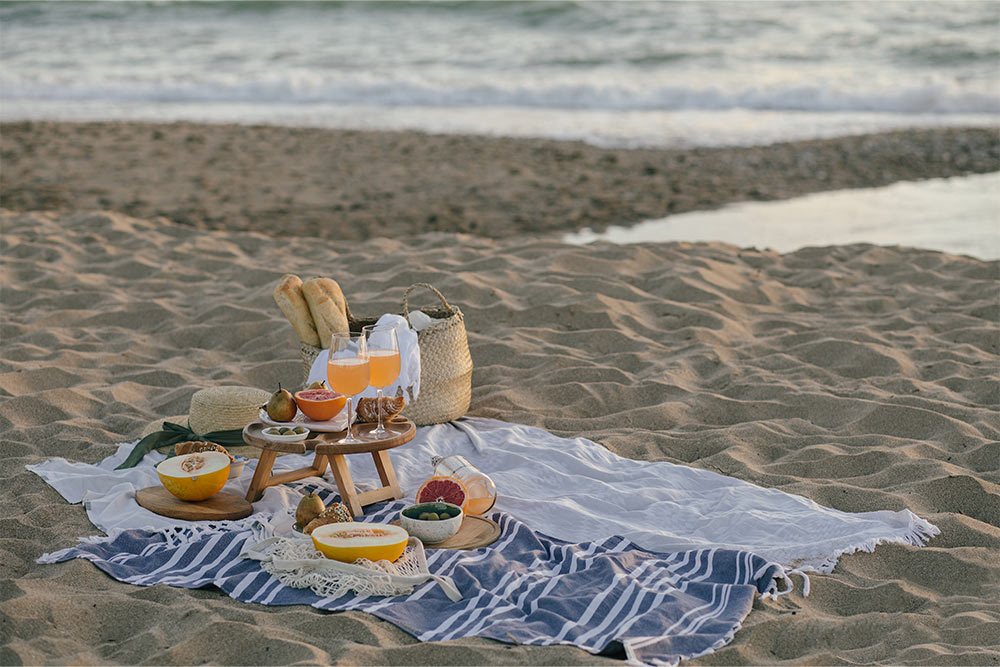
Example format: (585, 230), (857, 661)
(140, 386), (270, 438)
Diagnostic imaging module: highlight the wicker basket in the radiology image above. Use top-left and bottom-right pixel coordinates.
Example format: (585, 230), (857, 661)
(300, 283), (472, 426)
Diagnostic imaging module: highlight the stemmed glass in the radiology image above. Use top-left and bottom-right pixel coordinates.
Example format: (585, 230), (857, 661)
(362, 324), (401, 438)
(326, 331), (369, 445)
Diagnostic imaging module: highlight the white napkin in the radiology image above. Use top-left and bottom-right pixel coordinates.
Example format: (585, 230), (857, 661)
(308, 314), (420, 403)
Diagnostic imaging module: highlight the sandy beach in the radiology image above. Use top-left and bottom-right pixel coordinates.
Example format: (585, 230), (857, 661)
(2, 123), (999, 665)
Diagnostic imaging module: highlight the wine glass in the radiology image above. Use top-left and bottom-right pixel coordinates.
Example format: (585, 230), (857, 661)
(326, 331), (369, 444)
(362, 324), (401, 438)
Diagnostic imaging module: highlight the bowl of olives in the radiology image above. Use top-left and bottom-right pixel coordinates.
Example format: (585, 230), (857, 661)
(261, 425), (309, 443)
(398, 501), (464, 544)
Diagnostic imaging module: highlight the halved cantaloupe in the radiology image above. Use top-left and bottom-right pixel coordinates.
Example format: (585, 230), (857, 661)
(311, 523), (409, 563)
(157, 451), (231, 501)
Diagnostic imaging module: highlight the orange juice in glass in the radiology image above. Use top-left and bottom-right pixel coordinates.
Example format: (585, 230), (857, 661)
(362, 325), (400, 438)
(368, 349), (401, 388)
(326, 331), (369, 444)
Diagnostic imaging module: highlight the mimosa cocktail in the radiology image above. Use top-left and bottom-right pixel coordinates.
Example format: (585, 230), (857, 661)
(327, 331), (369, 444)
(362, 325), (401, 438)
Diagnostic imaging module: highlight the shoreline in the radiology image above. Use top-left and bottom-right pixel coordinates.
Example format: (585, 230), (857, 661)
(2, 120), (997, 241)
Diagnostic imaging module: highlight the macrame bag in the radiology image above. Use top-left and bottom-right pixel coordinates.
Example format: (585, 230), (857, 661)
(300, 283), (473, 426)
(242, 536), (462, 601)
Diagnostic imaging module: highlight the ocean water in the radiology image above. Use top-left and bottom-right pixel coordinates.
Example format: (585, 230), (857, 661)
(1, 1), (998, 148)
(1, 1), (997, 256)
(565, 172), (1000, 260)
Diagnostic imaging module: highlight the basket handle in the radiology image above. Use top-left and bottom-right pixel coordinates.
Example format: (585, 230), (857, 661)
(403, 283), (456, 320)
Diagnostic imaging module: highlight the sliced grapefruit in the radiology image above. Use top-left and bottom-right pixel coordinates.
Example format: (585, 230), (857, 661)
(294, 388), (347, 421)
(416, 476), (469, 511)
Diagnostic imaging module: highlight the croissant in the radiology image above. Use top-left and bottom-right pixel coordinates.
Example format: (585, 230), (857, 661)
(303, 502), (354, 534)
(173, 441), (235, 463)
(355, 396), (405, 423)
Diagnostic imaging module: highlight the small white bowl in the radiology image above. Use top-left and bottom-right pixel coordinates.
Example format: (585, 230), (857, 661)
(261, 426), (309, 443)
(399, 502), (464, 544)
(227, 455), (248, 479)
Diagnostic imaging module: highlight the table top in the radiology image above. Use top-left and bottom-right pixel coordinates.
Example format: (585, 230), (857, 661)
(242, 417), (415, 455)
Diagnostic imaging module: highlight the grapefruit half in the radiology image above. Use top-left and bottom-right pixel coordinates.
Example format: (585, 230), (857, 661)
(415, 476), (469, 511)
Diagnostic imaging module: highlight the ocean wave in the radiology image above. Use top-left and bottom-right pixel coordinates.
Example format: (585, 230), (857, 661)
(3, 72), (998, 115)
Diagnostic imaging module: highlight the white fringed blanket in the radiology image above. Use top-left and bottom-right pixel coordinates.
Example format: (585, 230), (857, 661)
(30, 417), (937, 573)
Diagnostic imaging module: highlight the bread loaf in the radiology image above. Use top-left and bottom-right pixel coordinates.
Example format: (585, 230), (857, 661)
(303, 502), (354, 533)
(273, 274), (321, 347)
(302, 277), (350, 349)
(173, 441), (235, 463)
(355, 396), (405, 423)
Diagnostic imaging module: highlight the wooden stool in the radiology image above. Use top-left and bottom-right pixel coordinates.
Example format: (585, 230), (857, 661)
(242, 418), (416, 517)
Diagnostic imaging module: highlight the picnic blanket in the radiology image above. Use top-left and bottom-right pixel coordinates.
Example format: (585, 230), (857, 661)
(39, 484), (793, 666)
(31, 417), (939, 572)
(30, 418), (939, 665)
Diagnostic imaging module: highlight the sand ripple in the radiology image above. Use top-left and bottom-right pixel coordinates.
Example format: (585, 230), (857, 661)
(2, 209), (998, 665)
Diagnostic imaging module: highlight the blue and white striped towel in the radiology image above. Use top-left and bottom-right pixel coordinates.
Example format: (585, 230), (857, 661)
(40, 485), (790, 667)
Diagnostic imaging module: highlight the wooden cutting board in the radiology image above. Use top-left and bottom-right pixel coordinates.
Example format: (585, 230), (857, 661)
(393, 515), (501, 550)
(136, 486), (253, 521)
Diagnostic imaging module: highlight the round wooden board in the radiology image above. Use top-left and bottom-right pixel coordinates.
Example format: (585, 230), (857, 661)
(313, 418), (416, 455)
(392, 515), (501, 550)
(136, 486), (254, 521)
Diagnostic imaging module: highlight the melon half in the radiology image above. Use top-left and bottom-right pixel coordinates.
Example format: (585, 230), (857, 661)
(311, 523), (409, 563)
(157, 451), (231, 501)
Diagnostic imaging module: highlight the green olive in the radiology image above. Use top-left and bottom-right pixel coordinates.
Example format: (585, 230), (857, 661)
(418, 512), (434, 521)
(292, 426), (307, 434)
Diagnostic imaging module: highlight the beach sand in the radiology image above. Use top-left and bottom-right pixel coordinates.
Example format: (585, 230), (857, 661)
(2, 123), (999, 665)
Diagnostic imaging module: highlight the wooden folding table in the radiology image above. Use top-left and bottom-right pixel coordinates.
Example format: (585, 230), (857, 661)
(241, 418), (416, 517)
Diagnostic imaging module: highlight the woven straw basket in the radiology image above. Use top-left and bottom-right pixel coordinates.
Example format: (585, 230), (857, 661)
(300, 283), (473, 426)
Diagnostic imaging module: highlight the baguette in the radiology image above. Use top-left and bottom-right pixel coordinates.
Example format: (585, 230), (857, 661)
(302, 277), (350, 349)
(273, 274), (321, 347)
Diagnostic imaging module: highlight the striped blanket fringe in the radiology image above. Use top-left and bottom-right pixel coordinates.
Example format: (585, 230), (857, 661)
(38, 485), (802, 667)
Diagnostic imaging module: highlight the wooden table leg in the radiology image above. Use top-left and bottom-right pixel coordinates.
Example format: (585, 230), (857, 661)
(245, 450), (278, 503)
(372, 449), (402, 500)
(327, 454), (363, 517)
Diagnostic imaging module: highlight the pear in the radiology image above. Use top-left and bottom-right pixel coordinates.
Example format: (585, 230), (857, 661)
(265, 383), (298, 422)
(305, 380), (328, 390)
(296, 493), (326, 528)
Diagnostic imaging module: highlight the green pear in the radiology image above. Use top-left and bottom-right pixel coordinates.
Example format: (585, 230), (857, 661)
(296, 493), (326, 527)
(265, 383), (297, 422)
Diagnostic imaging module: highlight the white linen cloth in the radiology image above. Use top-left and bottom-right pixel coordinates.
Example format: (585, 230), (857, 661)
(307, 314), (420, 403)
(28, 417), (938, 572)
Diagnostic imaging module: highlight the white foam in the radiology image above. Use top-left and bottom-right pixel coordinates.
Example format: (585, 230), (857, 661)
(2, 100), (996, 150)
(2, 71), (997, 114)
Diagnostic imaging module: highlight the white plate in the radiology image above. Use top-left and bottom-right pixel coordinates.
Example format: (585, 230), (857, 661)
(258, 408), (349, 433)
